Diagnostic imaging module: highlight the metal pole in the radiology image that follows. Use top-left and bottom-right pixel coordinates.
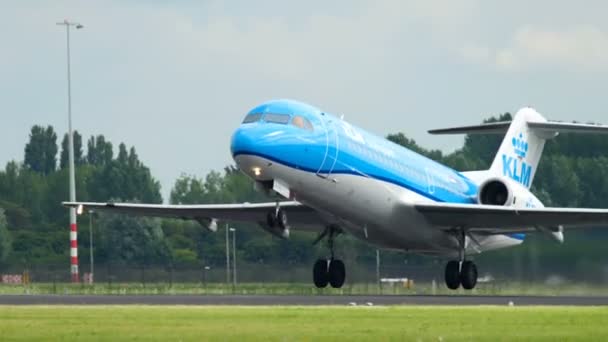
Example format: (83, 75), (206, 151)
(89, 210), (94, 283)
(57, 19), (82, 283)
(232, 229), (237, 286)
(376, 249), (380, 293)
(225, 224), (230, 284)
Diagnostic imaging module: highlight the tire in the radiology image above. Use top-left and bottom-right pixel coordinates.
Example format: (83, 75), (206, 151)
(328, 259), (346, 289)
(460, 261), (478, 290)
(445, 260), (460, 290)
(313, 259), (329, 288)
(266, 211), (276, 228)
(277, 209), (288, 230)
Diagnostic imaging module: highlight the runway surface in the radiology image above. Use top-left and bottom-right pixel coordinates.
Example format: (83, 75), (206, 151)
(1, 294), (608, 306)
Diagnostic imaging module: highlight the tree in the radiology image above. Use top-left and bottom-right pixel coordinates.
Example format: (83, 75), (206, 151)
(0, 208), (12, 264)
(59, 130), (84, 169)
(386, 133), (443, 161)
(96, 212), (170, 266)
(86, 143), (161, 203)
(24, 125), (58, 174)
(461, 113), (512, 168)
(87, 135), (113, 166)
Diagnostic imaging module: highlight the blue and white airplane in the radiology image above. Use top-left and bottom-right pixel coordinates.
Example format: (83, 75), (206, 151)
(65, 99), (608, 290)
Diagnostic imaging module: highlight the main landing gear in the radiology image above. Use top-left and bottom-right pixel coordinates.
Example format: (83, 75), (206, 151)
(444, 230), (478, 290)
(312, 226), (346, 289)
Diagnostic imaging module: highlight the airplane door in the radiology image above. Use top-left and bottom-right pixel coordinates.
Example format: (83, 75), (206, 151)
(316, 113), (339, 178)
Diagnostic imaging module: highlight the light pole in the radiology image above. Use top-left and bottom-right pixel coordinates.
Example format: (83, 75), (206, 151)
(230, 227), (237, 287)
(203, 266), (210, 288)
(225, 224), (230, 285)
(57, 19), (84, 283)
(89, 210), (94, 283)
(376, 249), (381, 293)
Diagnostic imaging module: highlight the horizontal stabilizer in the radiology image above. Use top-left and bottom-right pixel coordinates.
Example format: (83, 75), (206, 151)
(527, 121), (608, 134)
(429, 120), (608, 135)
(428, 121), (511, 135)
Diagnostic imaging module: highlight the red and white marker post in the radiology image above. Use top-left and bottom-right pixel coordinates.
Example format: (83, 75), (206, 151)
(70, 209), (78, 283)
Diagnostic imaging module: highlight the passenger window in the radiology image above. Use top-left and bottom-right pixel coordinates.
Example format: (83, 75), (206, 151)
(291, 115), (314, 131)
(263, 113), (290, 124)
(242, 113), (262, 123)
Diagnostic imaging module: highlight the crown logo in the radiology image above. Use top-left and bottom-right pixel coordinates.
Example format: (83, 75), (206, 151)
(511, 133), (528, 158)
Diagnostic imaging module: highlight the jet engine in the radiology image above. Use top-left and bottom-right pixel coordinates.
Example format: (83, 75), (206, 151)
(477, 178), (514, 206)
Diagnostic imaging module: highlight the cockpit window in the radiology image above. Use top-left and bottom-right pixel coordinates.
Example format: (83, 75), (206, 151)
(263, 113), (290, 124)
(242, 113), (262, 124)
(291, 115), (314, 131)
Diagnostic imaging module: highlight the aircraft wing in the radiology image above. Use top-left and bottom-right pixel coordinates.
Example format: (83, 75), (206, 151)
(62, 201), (326, 233)
(415, 202), (608, 233)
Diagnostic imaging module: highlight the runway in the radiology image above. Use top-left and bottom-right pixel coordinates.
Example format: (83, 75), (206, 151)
(1, 294), (608, 306)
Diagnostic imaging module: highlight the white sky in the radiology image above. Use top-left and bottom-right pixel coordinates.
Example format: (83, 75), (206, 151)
(2, 1), (608, 201)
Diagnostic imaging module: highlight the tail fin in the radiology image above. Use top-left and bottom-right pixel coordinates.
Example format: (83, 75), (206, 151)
(429, 107), (608, 189)
(488, 108), (548, 189)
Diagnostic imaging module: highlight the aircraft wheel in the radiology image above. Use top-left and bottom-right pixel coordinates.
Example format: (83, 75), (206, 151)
(445, 260), (461, 290)
(266, 211), (276, 228)
(460, 261), (478, 290)
(328, 259), (346, 289)
(313, 259), (329, 288)
(277, 209), (289, 230)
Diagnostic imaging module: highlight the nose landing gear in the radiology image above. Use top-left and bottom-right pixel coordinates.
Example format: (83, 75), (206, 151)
(265, 205), (290, 239)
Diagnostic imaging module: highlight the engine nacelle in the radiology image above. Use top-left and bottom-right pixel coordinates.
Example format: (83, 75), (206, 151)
(477, 178), (514, 206)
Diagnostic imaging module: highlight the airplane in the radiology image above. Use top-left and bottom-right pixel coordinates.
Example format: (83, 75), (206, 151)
(65, 99), (608, 290)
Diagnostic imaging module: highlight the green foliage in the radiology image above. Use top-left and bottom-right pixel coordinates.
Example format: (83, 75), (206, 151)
(59, 130), (84, 169)
(0, 209), (11, 264)
(24, 125), (58, 175)
(96, 212), (170, 266)
(86, 135), (113, 166)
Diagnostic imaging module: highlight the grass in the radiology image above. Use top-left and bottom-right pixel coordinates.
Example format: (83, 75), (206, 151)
(2, 281), (608, 296)
(0, 305), (607, 341)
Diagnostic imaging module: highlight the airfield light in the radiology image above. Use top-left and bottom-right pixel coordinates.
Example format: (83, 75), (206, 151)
(77, 204), (84, 215)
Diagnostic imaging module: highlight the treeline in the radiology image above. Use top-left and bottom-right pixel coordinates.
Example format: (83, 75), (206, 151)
(2, 113), (608, 277)
(0, 126), (161, 267)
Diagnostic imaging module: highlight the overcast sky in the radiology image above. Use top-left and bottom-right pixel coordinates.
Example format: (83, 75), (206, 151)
(2, 1), (608, 201)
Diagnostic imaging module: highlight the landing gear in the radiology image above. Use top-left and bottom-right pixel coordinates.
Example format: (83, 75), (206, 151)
(312, 259), (346, 289)
(444, 230), (479, 290)
(445, 260), (460, 290)
(328, 259), (345, 288)
(313, 259), (329, 288)
(312, 226), (346, 289)
(266, 208), (289, 231)
(460, 261), (478, 290)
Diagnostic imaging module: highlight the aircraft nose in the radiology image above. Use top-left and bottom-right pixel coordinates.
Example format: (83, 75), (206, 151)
(230, 126), (257, 157)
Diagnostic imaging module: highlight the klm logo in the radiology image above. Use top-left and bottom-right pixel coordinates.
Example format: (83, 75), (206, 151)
(512, 133), (528, 158)
(502, 133), (532, 187)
